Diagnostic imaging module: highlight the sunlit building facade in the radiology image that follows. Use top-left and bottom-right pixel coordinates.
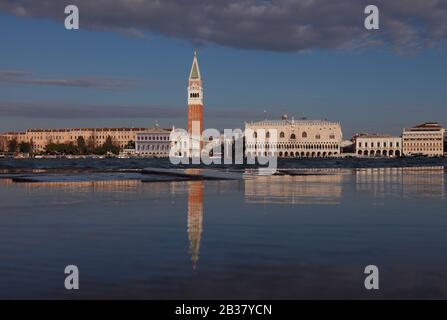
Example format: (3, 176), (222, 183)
(0, 128), (147, 153)
(402, 122), (444, 157)
(135, 127), (172, 157)
(245, 116), (343, 158)
(355, 134), (402, 157)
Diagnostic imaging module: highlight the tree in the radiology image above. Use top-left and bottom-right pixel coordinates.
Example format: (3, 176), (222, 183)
(102, 136), (119, 155)
(45, 142), (78, 155)
(8, 139), (18, 153)
(77, 136), (86, 154)
(86, 136), (96, 154)
(19, 142), (32, 154)
(126, 140), (135, 149)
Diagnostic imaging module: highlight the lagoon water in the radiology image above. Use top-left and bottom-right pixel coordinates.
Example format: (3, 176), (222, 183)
(0, 158), (447, 299)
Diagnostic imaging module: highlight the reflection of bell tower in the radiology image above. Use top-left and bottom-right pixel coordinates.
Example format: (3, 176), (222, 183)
(187, 180), (204, 270)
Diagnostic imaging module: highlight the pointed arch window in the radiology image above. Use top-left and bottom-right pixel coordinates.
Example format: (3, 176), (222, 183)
(290, 133), (296, 140)
(302, 132), (307, 138)
(280, 132), (285, 138)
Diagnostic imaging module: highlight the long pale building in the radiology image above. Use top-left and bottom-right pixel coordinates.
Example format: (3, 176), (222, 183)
(0, 127), (148, 153)
(245, 115), (343, 158)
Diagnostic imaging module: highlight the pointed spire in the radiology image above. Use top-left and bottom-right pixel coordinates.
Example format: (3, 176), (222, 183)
(189, 49), (201, 80)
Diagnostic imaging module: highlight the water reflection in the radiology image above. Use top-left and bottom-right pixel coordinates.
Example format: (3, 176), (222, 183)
(355, 166), (445, 200)
(187, 181), (204, 270)
(1, 166), (445, 272)
(0, 177), (185, 196)
(244, 174), (344, 205)
(1, 166), (447, 298)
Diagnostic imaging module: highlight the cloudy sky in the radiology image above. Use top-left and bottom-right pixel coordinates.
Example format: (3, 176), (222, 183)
(0, 0), (446, 136)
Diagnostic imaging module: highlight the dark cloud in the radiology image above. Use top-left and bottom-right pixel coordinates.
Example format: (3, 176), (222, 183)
(0, 70), (142, 90)
(0, 0), (446, 52)
(0, 101), (256, 119)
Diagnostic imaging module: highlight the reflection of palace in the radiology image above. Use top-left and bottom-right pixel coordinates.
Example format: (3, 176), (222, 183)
(356, 167), (445, 199)
(0, 178), (185, 197)
(187, 180), (204, 270)
(244, 172), (343, 205)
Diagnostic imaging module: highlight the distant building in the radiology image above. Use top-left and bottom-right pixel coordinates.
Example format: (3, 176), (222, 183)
(355, 134), (402, 157)
(402, 122), (444, 157)
(0, 134), (9, 152)
(0, 128), (147, 153)
(135, 127), (172, 157)
(245, 115), (342, 158)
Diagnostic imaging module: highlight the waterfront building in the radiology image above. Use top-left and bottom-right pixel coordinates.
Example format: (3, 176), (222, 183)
(0, 131), (27, 152)
(355, 134), (402, 157)
(245, 115), (342, 158)
(0, 127), (147, 153)
(402, 122), (444, 157)
(135, 126), (172, 157)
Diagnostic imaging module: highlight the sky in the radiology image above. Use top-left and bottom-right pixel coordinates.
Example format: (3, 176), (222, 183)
(0, 0), (446, 138)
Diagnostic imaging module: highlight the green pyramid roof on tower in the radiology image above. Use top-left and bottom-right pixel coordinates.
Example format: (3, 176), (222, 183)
(190, 62), (199, 79)
(189, 49), (201, 80)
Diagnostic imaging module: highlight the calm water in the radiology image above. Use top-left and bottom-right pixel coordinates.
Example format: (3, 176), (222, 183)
(0, 159), (447, 299)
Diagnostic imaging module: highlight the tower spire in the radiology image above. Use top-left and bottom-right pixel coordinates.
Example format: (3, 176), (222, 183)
(189, 49), (201, 80)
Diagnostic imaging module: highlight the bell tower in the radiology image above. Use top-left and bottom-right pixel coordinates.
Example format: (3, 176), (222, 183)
(187, 49), (203, 138)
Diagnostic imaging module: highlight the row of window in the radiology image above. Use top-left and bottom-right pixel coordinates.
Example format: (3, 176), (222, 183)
(404, 134), (443, 137)
(406, 149), (443, 153)
(403, 143), (442, 147)
(30, 135), (132, 140)
(189, 92), (200, 98)
(247, 151), (339, 158)
(137, 136), (169, 141)
(357, 150), (401, 156)
(136, 144), (170, 151)
(403, 138), (442, 141)
(253, 132), (336, 140)
(247, 144), (339, 150)
(358, 141), (400, 148)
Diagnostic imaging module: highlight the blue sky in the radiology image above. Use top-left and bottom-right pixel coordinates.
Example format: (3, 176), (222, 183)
(1, 6), (446, 137)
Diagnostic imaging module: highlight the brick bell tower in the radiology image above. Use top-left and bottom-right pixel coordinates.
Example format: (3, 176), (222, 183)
(187, 49), (203, 156)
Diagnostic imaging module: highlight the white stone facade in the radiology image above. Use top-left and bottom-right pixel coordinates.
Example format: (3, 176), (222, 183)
(245, 117), (342, 158)
(355, 135), (402, 157)
(135, 127), (172, 157)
